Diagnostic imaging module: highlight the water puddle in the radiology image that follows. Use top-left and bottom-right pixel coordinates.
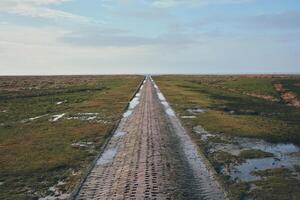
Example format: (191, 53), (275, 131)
(152, 80), (176, 117)
(71, 142), (94, 148)
(38, 181), (69, 200)
(113, 131), (127, 138)
(181, 115), (196, 119)
(67, 113), (99, 121)
(122, 78), (145, 118)
(195, 125), (300, 182)
(187, 108), (207, 114)
(21, 114), (49, 123)
(49, 113), (65, 122)
(56, 100), (67, 105)
(96, 148), (118, 165)
(193, 125), (214, 141)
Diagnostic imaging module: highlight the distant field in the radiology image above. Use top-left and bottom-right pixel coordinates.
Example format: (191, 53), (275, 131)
(0, 75), (143, 200)
(154, 75), (300, 200)
(154, 75), (300, 144)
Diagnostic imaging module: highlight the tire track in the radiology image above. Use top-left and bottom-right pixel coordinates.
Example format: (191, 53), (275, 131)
(75, 76), (226, 200)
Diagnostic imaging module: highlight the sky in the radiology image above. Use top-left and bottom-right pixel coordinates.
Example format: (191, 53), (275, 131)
(0, 0), (299, 75)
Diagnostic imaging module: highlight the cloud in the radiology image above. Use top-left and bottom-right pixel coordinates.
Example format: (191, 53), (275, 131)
(0, 0), (92, 23)
(150, 0), (253, 8)
(246, 11), (300, 30)
(60, 29), (198, 47)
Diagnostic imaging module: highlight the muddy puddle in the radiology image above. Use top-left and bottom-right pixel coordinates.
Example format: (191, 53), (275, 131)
(193, 125), (300, 182)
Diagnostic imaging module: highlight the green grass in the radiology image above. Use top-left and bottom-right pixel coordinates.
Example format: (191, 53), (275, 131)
(0, 75), (143, 200)
(280, 78), (300, 98)
(154, 75), (300, 144)
(239, 149), (274, 159)
(251, 168), (300, 200)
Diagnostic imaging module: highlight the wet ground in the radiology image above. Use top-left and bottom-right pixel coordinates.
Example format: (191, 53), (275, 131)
(75, 77), (226, 200)
(193, 125), (300, 182)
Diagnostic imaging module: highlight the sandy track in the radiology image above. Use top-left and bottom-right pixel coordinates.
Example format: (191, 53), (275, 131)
(75, 77), (225, 200)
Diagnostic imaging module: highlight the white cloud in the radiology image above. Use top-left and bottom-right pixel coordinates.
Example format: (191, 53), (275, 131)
(0, 0), (92, 23)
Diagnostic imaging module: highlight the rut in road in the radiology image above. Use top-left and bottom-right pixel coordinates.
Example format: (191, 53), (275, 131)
(75, 77), (226, 200)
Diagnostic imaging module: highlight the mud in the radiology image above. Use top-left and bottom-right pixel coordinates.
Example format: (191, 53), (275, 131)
(274, 83), (300, 107)
(75, 77), (226, 200)
(39, 181), (70, 200)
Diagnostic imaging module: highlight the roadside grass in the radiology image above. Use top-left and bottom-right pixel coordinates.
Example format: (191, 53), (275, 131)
(154, 75), (300, 200)
(154, 75), (300, 144)
(279, 78), (300, 98)
(0, 75), (143, 200)
(190, 76), (279, 97)
(250, 168), (300, 200)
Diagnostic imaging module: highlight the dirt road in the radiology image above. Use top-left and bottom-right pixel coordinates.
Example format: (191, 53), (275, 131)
(75, 77), (226, 200)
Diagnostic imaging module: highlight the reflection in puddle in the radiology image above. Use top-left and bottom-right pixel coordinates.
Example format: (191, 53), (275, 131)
(194, 125), (300, 182)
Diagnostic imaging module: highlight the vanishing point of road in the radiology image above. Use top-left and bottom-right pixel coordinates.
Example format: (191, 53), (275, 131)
(75, 77), (226, 200)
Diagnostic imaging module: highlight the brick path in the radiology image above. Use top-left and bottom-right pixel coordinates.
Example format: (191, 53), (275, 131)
(75, 77), (226, 200)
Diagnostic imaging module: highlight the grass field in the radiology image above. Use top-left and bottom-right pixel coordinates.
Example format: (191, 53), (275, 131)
(154, 75), (300, 200)
(154, 75), (300, 144)
(0, 75), (143, 200)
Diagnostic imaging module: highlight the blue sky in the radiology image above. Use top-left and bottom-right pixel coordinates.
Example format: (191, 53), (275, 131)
(0, 0), (299, 75)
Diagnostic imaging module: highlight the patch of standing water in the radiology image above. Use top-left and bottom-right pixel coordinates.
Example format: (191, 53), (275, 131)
(113, 131), (127, 138)
(194, 125), (300, 181)
(187, 108), (207, 114)
(56, 100), (67, 105)
(49, 113), (65, 122)
(71, 142), (94, 148)
(21, 114), (49, 123)
(122, 78), (145, 118)
(38, 181), (69, 200)
(229, 141), (300, 181)
(96, 148), (118, 165)
(181, 116), (196, 119)
(193, 125), (214, 141)
(151, 79), (176, 117)
(67, 113), (99, 121)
